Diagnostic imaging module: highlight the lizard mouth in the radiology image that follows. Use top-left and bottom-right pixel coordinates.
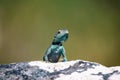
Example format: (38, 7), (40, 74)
(65, 33), (69, 39)
(61, 33), (69, 42)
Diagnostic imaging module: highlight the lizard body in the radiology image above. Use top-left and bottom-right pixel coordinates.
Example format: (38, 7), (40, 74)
(43, 29), (69, 63)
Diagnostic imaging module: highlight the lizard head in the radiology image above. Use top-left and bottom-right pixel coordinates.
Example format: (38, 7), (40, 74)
(53, 29), (69, 43)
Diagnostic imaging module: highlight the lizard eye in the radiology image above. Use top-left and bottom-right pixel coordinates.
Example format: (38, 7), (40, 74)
(57, 31), (61, 34)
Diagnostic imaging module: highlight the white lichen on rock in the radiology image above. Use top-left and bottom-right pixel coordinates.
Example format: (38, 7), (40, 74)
(0, 60), (120, 80)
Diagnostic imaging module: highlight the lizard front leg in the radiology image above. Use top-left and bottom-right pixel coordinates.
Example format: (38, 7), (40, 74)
(61, 46), (67, 62)
(43, 47), (51, 62)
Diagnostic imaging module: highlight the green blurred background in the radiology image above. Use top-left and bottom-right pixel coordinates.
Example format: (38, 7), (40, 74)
(0, 0), (120, 66)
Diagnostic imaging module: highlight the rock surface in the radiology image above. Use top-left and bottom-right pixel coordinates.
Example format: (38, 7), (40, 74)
(0, 60), (120, 80)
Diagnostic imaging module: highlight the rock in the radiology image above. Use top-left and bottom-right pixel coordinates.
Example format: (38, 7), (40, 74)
(0, 60), (120, 80)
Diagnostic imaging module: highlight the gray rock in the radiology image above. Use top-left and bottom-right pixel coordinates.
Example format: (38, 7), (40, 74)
(0, 60), (120, 80)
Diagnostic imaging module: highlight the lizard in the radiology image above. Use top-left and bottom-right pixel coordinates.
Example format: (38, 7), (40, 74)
(43, 29), (69, 63)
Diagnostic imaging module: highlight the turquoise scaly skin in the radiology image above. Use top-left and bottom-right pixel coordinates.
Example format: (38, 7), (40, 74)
(43, 29), (69, 63)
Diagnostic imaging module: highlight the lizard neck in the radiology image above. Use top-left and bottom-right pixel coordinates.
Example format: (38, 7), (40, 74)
(52, 42), (62, 46)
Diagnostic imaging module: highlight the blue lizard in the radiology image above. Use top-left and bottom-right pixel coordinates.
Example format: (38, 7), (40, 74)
(43, 29), (69, 63)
